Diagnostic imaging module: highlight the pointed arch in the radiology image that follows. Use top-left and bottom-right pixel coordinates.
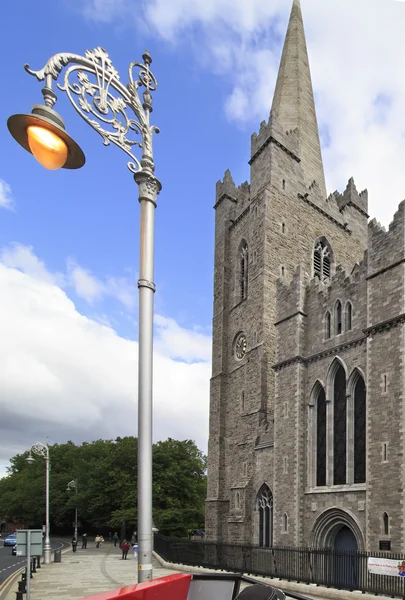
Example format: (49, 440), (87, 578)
(308, 381), (327, 488)
(345, 301), (353, 331)
(335, 299), (342, 335)
(383, 512), (389, 536)
(310, 507), (365, 550)
(313, 237), (334, 283)
(309, 380), (326, 406)
(353, 372), (366, 484)
(324, 311), (331, 340)
(282, 513), (288, 533)
(236, 239), (249, 302)
(256, 484), (273, 548)
(326, 357), (348, 399)
(331, 361), (347, 485)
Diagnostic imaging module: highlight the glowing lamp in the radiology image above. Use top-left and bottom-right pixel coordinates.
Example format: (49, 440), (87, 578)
(7, 104), (85, 170)
(27, 125), (68, 170)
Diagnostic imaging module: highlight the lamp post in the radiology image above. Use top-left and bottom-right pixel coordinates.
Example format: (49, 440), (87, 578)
(26, 442), (51, 564)
(67, 480), (78, 541)
(8, 48), (161, 582)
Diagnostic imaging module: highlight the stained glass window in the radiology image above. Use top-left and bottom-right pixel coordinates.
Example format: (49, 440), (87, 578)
(257, 485), (273, 548)
(354, 376), (366, 484)
(316, 387), (327, 486)
(333, 365), (347, 485)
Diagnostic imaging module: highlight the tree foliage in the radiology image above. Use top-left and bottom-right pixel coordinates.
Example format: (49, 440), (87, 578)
(0, 437), (206, 537)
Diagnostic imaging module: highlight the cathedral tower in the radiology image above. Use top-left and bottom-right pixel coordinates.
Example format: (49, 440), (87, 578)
(206, 0), (367, 545)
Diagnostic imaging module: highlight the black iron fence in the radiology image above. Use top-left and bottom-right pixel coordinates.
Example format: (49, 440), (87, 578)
(154, 534), (405, 598)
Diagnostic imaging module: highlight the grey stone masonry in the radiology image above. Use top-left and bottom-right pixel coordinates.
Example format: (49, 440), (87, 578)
(206, 0), (405, 555)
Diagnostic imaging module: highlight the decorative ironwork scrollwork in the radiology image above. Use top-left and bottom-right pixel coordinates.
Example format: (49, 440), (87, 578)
(31, 441), (49, 459)
(24, 47), (159, 176)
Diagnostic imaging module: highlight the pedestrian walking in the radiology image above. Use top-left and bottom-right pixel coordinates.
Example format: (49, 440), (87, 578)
(120, 539), (130, 560)
(82, 533), (87, 549)
(95, 535), (101, 548)
(113, 532), (119, 547)
(99, 535), (104, 548)
(72, 537), (77, 552)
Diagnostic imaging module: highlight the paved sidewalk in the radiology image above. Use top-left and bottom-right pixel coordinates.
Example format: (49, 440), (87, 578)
(6, 544), (176, 600)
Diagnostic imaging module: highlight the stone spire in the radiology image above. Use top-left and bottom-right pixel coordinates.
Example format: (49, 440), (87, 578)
(271, 0), (326, 198)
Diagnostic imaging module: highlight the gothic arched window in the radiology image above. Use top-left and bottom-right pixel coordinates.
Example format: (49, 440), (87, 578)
(316, 386), (327, 487)
(313, 240), (332, 283)
(383, 512), (389, 536)
(335, 300), (342, 335)
(346, 302), (353, 331)
(282, 513), (288, 533)
(333, 365), (347, 485)
(325, 312), (331, 340)
(354, 375), (366, 484)
(257, 485), (273, 548)
(239, 241), (249, 301)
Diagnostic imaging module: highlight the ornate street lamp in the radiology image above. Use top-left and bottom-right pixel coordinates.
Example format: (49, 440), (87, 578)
(67, 480), (78, 541)
(9, 47), (161, 582)
(26, 442), (51, 564)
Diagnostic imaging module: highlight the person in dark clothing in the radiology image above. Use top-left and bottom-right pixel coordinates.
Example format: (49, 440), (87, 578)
(120, 539), (130, 560)
(82, 533), (87, 549)
(113, 532), (119, 547)
(72, 537), (77, 552)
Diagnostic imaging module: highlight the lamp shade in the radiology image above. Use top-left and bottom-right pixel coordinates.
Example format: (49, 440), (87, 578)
(7, 104), (85, 170)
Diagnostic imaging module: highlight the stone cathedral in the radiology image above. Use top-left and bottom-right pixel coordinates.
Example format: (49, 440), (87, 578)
(206, 0), (405, 554)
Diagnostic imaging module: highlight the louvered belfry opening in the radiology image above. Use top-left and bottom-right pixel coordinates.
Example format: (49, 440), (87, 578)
(240, 243), (249, 301)
(314, 241), (331, 283)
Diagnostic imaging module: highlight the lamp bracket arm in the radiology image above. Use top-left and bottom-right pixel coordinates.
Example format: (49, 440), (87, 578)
(25, 47), (160, 177)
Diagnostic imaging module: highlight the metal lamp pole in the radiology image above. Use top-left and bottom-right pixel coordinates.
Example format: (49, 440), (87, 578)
(27, 442), (51, 564)
(67, 480), (78, 540)
(8, 48), (161, 582)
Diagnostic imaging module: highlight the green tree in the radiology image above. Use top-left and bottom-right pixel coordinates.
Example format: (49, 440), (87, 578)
(153, 439), (207, 537)
(0, 437), (206, 537)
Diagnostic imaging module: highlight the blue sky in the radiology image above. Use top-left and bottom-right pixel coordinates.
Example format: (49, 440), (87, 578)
(1, 0), (405, 473)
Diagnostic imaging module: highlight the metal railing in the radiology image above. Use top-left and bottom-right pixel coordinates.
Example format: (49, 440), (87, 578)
(154, 534), (405, 598)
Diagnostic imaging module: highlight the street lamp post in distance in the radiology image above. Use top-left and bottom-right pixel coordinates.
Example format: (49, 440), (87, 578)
(67, 480), (78, 541)
(8, 48), (161, 582)
(26, 442), (51, 564)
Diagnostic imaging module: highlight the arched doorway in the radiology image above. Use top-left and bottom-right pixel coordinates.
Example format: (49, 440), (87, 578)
(334, 525), (358, 553)
(311, 509), (363, 591)
(333, 525), (358, 590)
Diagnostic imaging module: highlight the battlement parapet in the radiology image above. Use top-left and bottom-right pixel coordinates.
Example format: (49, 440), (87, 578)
(215, 170), (250, 212)
(305, 252), (367, 303)
(336, 177), (369, 216)
(368, 201), (405, 275)
(250, 112), (300, 164)
(276, 266), (308, 324)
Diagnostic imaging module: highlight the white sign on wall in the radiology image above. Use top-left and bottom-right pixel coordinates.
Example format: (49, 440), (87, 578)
(368, 557), (405, 577)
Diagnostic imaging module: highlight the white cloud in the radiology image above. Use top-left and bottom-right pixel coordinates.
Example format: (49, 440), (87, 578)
(0, 244), (137, 311)
(77, 0), (405, 228)
(154, 315), (211, 363)
(0, 243), (64, 286)
(67, 259), (106, 305)
(106, 275), (137, 312)
(0, 249), (210, 472)
(0, 179), (15, 211)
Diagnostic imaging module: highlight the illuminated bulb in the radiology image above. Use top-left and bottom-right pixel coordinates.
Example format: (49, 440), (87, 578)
(27, 125), (68, 170)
